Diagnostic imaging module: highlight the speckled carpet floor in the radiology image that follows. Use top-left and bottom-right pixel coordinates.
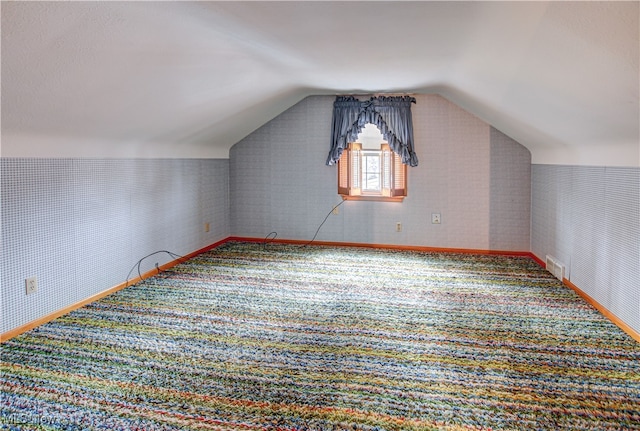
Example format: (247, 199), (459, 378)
(2, 242), (639, 430)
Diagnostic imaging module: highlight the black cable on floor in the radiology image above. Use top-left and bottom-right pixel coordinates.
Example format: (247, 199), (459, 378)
(263, 232), (278, 249)
(125, 250), (183, 287)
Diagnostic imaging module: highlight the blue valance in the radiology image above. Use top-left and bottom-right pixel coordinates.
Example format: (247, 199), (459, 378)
(326, 95), (418, 167)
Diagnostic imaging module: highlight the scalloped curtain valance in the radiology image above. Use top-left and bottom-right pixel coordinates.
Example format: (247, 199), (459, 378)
(326, 95), (418, 167)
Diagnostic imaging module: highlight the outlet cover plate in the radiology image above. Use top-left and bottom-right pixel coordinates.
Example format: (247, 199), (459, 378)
(25, 276), (38, 295)
(431, 213), (441, 224)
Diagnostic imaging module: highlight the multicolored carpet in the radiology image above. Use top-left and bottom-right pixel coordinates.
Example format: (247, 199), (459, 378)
(2, 242), (639, 430)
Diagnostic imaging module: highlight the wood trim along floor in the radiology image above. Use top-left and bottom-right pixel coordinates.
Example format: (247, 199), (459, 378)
(2, 236), (637, 344)
(229, 236), (537, 258)
(0, 238), (229, 343)
(562, 278), (640, 343)
(233, 236), (638, 342)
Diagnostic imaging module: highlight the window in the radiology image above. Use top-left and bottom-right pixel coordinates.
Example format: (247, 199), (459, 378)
(337, 124), (407, 202)
(328, 96), (416, 202)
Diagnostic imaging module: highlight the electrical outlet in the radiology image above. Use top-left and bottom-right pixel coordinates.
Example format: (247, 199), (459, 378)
(396, 222), (402, 232)
(431, 213), (441, 224)
(204, 222), (210, 232)
(25, 276), (38, 295)
(332, 207), (339, 215)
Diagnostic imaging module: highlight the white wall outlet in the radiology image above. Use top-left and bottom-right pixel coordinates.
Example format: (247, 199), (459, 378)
(204, 222), (210, 233)
(25, 276), (38, 295)
(396, 222), (402, 232)
(431, 213), (441, 224)
(332, 206), (339, 215)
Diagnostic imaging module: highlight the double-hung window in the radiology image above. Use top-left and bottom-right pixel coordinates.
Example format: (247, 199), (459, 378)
(338, 142), (407, 202)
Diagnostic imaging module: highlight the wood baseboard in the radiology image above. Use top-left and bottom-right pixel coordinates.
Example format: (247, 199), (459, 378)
(235, 237), (638, 342)
(229, 236), (535, 258)
(0, 238), (231, 343)
(3, 236), (637, 345)
(562, 278), (640, 343)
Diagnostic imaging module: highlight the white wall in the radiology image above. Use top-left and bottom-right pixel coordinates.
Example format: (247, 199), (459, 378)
(1, 133), (229, 159)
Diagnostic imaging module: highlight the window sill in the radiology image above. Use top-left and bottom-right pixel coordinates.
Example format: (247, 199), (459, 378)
(340, 195), (405, 203)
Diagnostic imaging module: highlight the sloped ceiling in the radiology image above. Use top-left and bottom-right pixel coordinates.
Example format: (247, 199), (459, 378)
(2, 1), (638, 165)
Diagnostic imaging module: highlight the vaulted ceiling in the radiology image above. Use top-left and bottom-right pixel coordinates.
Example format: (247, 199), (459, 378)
(2, 1), (638, 165)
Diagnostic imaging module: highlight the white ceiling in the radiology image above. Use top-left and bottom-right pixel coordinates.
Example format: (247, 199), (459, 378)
(2, 1), (638, 165)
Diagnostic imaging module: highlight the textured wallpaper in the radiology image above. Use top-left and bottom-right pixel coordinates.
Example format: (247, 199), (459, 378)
(3, 104), (637, 338)
(1, 158), (230, 333)
(531, 165), (640, 333)
(230, 95), (531, 251)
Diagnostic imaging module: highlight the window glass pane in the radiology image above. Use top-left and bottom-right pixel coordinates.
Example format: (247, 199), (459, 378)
(363, 151), (381, 191)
